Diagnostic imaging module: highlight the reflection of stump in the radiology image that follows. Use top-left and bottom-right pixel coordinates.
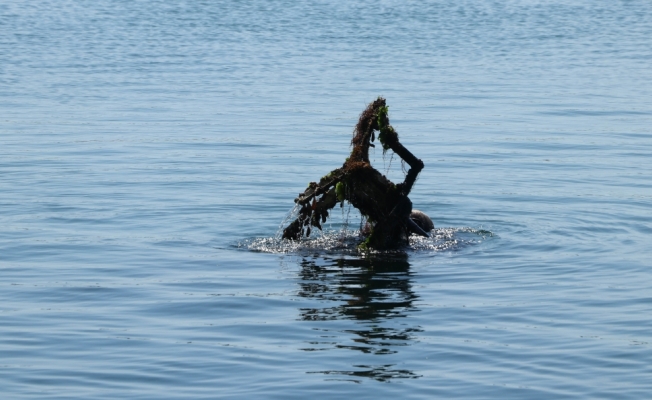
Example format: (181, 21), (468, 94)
(282, 97), (426, 250)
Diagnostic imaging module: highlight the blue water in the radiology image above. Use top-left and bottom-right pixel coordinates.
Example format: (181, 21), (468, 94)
(2, 0), (652, 398)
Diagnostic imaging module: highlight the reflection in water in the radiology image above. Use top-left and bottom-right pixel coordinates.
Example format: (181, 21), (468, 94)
(308, 364), (421, 382)
(296, 254), (422, 382)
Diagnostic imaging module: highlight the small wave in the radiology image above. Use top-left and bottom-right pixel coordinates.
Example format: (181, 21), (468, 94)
(237, 227), (492, 254)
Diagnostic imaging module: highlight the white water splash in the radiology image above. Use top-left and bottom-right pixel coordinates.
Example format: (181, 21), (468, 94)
(239, 227), (493, 254)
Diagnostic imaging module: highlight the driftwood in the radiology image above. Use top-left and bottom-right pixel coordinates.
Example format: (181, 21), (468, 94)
(282, 97), (427, 250)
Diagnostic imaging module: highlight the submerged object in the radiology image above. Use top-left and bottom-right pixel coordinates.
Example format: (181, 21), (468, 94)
(410, 209), (434, 233)
(281, 97), (430, 250)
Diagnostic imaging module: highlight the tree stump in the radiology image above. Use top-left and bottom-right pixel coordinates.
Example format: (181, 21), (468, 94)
(282, 97), (427, 250)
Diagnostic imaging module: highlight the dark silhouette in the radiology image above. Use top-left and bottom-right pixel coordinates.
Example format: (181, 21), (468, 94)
(282, 98), (429, 250)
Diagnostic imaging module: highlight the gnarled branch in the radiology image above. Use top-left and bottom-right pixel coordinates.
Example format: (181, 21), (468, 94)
(282, 97), (425, 249)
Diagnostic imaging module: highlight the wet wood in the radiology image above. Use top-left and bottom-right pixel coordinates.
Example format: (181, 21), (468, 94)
(282, 98), (425, 250)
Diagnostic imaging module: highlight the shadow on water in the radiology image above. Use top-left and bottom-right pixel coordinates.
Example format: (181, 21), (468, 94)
(296, 253), (423, 382)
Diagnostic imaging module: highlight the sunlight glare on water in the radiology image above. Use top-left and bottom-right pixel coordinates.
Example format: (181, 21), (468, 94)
(243, 227), (489, 254)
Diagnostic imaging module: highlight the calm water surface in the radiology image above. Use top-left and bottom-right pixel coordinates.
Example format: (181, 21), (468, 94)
(1, 0), (652, 398)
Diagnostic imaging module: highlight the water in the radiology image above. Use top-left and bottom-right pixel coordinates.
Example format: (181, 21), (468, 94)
(1, 0), (651, 398)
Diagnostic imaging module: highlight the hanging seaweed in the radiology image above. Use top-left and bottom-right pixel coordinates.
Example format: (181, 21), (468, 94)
(281, 97), (431, 250)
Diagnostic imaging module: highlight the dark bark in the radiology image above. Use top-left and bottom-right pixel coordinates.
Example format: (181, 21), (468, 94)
(282, 97), (425, 250)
